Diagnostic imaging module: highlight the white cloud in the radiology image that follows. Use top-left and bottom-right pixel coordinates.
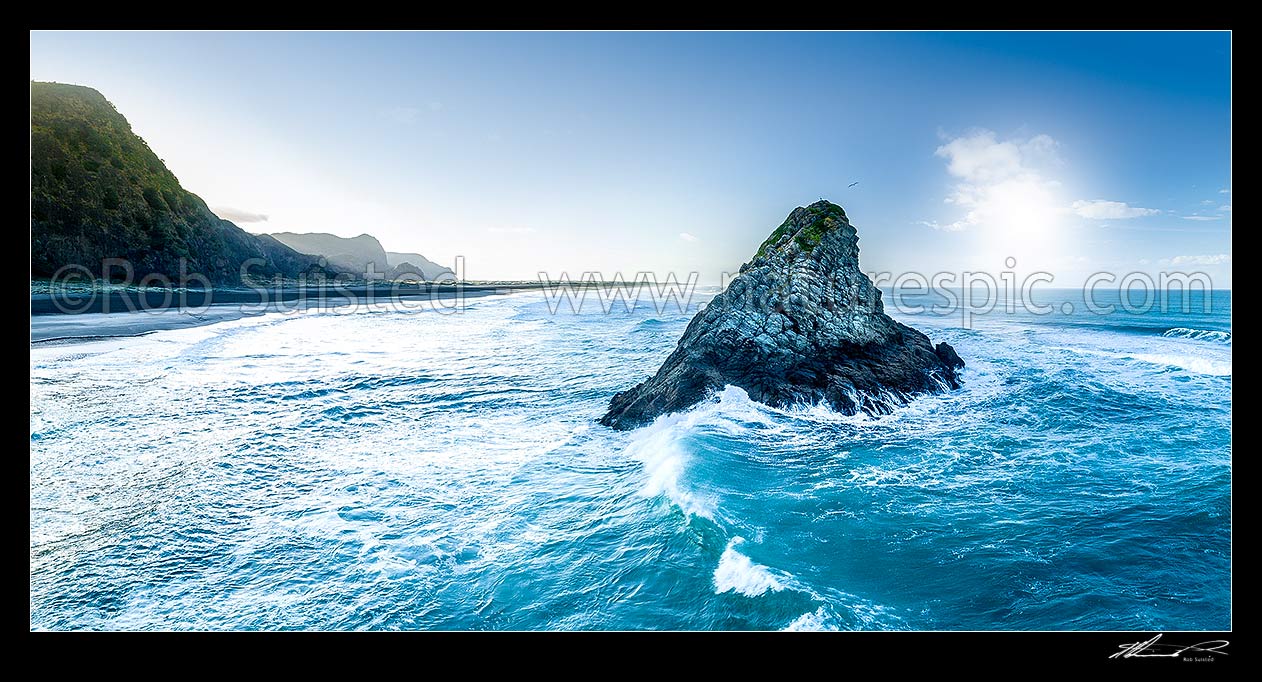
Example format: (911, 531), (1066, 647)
(926, 130), (1066, 242)
(918, 220), (966, 232)
(1220, 188), (1231, 194)
(487, 226), (537, 234)
(927, 130), (1186, 265)
(679, 232), (700, 243)
(1201, 199), (1216, 205)
(1071, 200), (1160, 220)
(1169, 254), (1231, 266)
(1219, 204), (1232, 212)
(934, 131), (1059, 183)
(1181, 215), (1221, 221)
(211, 206), (268, 223)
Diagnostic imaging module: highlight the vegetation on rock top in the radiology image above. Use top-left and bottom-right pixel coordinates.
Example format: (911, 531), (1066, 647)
(755, 200), (847, 259)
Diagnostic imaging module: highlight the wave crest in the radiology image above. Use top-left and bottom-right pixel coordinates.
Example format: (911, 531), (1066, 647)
(784, 606), (842, 631)
(1162, 327), (1231, 344)
(714, 538), (785, 597)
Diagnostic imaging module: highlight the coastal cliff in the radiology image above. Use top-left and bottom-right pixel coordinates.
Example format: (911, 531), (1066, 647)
(600, 200), (964, 430)
(31, 81), (330, 285)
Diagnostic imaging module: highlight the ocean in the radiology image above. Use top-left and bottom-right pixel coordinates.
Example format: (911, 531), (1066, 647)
(29, 287), (1231, 630)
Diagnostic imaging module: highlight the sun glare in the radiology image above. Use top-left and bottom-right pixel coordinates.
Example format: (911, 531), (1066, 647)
(983, 178), (1061, 250)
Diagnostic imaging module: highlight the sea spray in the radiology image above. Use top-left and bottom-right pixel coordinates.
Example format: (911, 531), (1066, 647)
(713, 537), (785, 597)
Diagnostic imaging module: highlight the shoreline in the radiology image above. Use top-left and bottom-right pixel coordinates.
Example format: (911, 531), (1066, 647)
(30, 285), (528, 344)
(30, 282), (549, 316)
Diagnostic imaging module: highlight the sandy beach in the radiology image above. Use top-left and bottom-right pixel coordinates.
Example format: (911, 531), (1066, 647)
(30, 284), (531, 343)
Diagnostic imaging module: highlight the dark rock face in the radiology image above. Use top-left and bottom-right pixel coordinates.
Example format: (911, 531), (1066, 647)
(599, 200), (964, 430)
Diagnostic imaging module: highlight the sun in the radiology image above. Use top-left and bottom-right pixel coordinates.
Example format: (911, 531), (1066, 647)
(968, 176), (1066, 267)
(985, 178), (1060, 246)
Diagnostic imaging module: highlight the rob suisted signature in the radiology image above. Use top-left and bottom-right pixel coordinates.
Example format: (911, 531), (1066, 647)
(1111, 634), (1229, 660)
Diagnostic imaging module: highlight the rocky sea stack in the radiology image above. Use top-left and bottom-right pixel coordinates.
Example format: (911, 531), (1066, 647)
(599, 200), (964, 430)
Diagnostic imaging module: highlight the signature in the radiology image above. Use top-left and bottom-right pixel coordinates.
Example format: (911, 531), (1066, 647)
(1110, 634), (1230, 660)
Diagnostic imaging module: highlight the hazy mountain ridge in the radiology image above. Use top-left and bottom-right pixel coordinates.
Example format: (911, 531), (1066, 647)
(386, 251), (451, 279)
(269, 232), (453, 281)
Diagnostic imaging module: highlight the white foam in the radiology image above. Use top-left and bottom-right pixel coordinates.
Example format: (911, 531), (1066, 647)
(1162, 327), (1231, 344)
(1128, 352), (1231, 376)
(713, 537), (784, 597)
(706, 385), (782, 428)
(623, 385), (780, 519)
(624, 410), (717, 519)
(1050, 342), (1232, 377)
(784, 606), (840, 631)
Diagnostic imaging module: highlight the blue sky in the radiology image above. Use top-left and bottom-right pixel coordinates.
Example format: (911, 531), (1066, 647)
(30, 31), (1231, 285)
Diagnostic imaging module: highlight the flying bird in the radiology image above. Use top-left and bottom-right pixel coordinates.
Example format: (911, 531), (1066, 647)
(848, 181), (860, 188)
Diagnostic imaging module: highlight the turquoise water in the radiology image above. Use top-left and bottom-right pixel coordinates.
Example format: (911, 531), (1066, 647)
(29, 288), (1231, 630)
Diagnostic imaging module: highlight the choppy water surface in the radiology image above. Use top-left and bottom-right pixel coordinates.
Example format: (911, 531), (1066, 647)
(29, 289), (1231, 630)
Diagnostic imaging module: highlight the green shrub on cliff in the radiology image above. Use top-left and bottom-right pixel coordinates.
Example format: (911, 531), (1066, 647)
(31, 81), (328, 284)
